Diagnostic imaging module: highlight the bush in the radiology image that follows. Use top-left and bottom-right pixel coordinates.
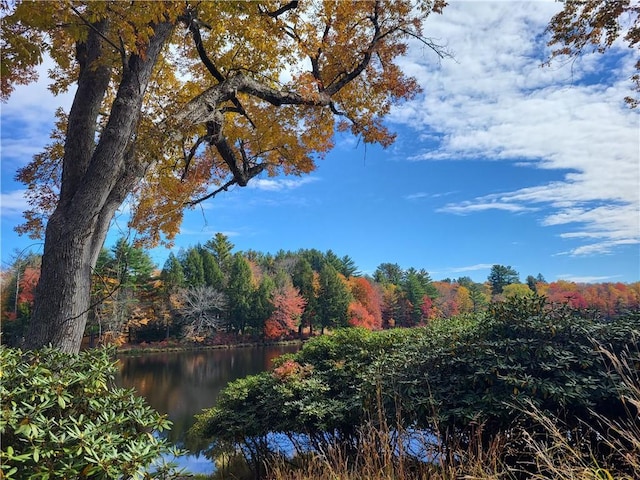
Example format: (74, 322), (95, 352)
(383, 296), (640, 465)
(191, 297), (640, 476)
(0, 346), (176, 479)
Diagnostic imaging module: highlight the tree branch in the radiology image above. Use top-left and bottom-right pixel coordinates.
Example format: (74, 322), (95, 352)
(261, 1), (299, 19)
(181, 135), (207, 181)
(187, 178), (237, 206)
(173, 73), (332, 126)
(182, 8), (257, 129)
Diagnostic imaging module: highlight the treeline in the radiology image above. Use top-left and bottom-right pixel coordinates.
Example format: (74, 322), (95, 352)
(1, 233), (639, 346)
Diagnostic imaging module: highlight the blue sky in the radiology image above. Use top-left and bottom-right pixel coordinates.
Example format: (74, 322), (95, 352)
(1, 1), (639, 283)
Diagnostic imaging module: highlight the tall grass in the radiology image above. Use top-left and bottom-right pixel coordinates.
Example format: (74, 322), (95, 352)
(264, 345), (639, 480)
(516, 346), (639, 480)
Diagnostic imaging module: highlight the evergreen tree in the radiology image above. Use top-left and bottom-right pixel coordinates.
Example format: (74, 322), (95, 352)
(182, 247), (206, 287)
(339, 255), (359, 277)
(399, 268), (437, 326)
(292, 258), (318, 335)
(300, 249), (325, 272)
(456, 276), (474, 288)
(200, 248), (225, 290)
(226, 253), (254, 333)
(468, 282), (490, 312)
(317, 264), (351, 333)
(247, 276), (275, 334)
(110, 238), (155, 288)
(161, 253), (185, 292)
(374, 263), (404, 285)
(324, 250), (343, 273)
(205, 233), (235, 274)
(401, 269), (427, 326)
(488, 265), (520, 295)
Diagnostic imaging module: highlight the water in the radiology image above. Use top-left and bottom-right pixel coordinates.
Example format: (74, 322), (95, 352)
(115, 344), (301, 474)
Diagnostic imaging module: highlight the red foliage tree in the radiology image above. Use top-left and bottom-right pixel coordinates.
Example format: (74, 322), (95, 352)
(347, 301), (376, 330)
(545, 281), (640, 316)
(347, 277), (383, 330)
(17, 267), (41, 307)
(264, 285), (306, 339)
(546, 280), (588, 309)
(420, 295), (437, 321)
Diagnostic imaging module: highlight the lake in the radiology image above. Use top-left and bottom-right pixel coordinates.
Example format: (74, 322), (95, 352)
(115, 344), (301, 474)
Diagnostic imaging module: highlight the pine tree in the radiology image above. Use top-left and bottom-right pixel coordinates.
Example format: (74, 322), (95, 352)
(182, 248), (206, 287)
(161, 253), (185, 292)
(226, 253), (254, 334)
(292, 258), (318, 334)
(317, 264), (352, 333)
(200, 248), (225, 290)
(205, 233), (235, 274)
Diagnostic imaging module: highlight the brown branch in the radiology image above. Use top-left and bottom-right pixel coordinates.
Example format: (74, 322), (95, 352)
(398, 28), (453, 61)
(183, 10), (224, 82)
(181, 135), (207, 181)
(262, 1), (299, 18)
(173, 73), (332, 126)
(187, 178), (237, 206)
(323, 1), (382, 96)
(183, 10), (257, 129)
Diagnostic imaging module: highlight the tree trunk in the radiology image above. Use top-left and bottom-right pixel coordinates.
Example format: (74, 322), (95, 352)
(24, 206), (115, 352)
(24, 20), (174, 353)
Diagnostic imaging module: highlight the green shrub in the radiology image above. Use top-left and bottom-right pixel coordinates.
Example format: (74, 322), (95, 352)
(383, 295), (640, 462)
(190, 328), (414, 472)
(192, 297), (640, 476)
(0, 346), (176, 479)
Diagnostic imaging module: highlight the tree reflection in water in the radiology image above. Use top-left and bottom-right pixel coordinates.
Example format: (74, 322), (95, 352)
(116, 345), (300, 449)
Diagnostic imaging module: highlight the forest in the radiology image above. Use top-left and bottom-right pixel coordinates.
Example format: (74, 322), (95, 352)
(2, 232), (639, 348)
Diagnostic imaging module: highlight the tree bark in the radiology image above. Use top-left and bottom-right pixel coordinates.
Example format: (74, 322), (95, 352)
(24, 20), (174, 353)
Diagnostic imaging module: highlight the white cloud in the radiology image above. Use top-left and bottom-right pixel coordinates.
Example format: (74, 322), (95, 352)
(557, 274), (622, 283)
(405, 190), (458, 200)
(248, 177), (319, 192)
(405, 192), (430, 200)
(1, 57), (75, 123)
(439, 199), (536, 214)
(392, 1), (639, 257)
(0, 190), (29, 217)
(447, 263), (495, 273)
(1, 56), (75, 169)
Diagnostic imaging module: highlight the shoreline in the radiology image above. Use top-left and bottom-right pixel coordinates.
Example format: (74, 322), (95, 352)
(115, 338), (304, 355)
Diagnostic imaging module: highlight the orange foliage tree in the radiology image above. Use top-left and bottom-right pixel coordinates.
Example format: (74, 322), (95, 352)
(264, 284), (305, 339)
(347, 277), (382, 330)
(2, 0), (448, 352)
(432, 281), (475, 318)
(16, 267), (40, 308)
(542, 281), (640, 317)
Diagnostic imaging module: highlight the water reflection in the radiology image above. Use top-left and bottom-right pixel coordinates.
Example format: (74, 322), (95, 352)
(115, 345), (300, 447)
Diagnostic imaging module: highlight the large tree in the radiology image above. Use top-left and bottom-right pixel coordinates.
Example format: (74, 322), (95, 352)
(487, 264), (520, 296)
(317, 263), (351, 332)
(2, 0), (447, 352)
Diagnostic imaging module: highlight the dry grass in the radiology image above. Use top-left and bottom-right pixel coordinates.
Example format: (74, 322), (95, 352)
(516, 346), (639, 480)
(264, 421), (515, 480)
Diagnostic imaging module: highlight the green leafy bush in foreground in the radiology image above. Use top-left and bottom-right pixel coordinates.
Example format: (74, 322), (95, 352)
(192, 296), (640, 476)
(0, 346), (175, 479)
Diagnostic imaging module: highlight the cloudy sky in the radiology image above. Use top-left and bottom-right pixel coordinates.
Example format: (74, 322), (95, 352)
(1, 1), (639, 283)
